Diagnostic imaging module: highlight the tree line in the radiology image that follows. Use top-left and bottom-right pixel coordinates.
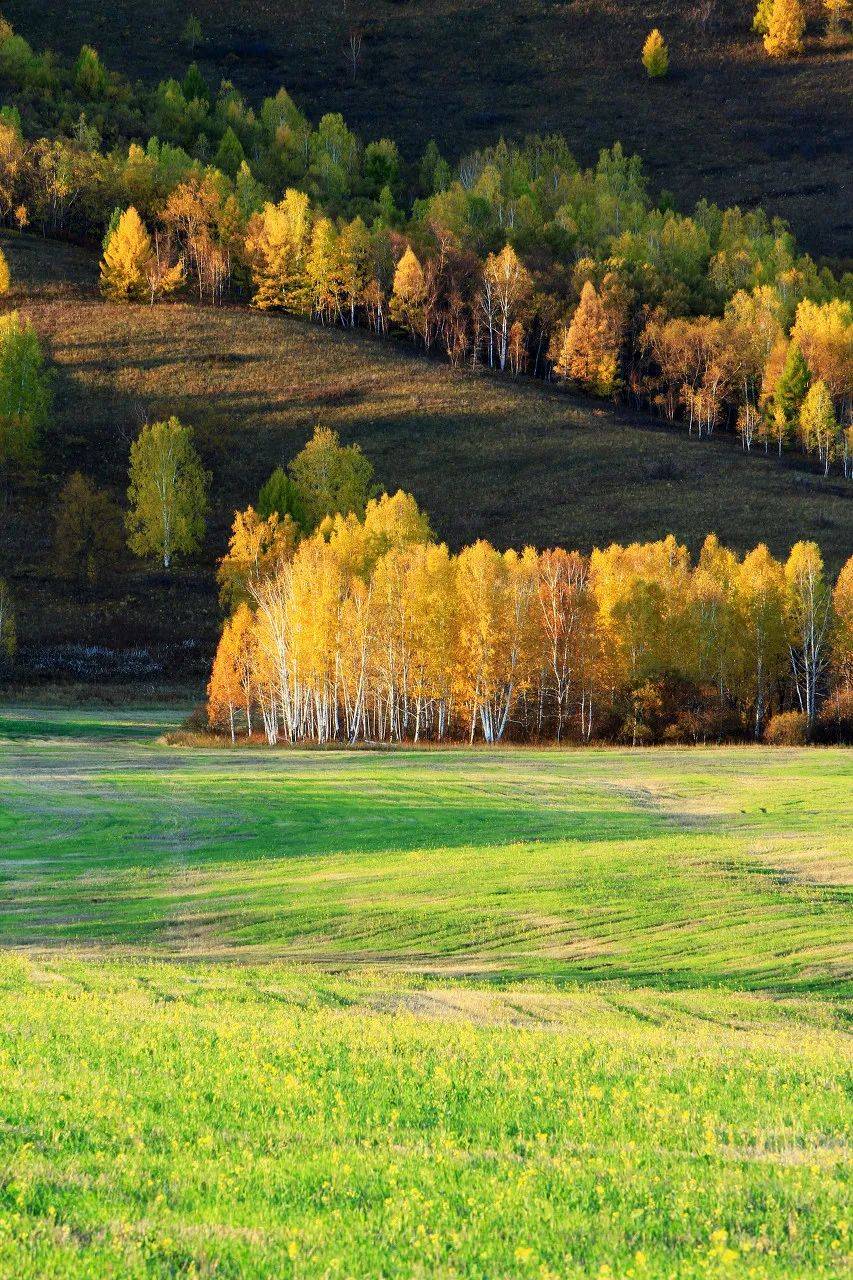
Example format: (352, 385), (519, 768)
(0, 15), (851, 475)
(208, 467), (853, 747)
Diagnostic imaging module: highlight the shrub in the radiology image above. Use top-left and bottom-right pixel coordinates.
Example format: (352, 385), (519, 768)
(642, 30), (669, 78)
(764, 710), (808, 745)
(815, 688), (853, 744)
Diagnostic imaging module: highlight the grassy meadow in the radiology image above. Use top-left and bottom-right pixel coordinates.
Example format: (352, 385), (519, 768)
(0, 707), (851, 1277)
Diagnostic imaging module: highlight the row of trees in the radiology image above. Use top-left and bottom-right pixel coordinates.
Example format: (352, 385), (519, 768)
(208, 494), (853, 746)
(98, 194), (853, 475)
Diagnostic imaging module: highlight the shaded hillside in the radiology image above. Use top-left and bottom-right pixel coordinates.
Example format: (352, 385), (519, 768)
(7, 0), (852, 261)
(0, 230), (850, 681)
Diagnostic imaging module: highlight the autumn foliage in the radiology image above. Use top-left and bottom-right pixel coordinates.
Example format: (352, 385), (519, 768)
(207, 497), (853, 746)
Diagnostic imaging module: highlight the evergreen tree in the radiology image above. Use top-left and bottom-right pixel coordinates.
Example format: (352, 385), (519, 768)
(773, 342), (811, 445)
(214, 126), (246, 179)
(642, 30), (669, 78)
(182, 62), (209, 104)
(257, 466), (308, 531)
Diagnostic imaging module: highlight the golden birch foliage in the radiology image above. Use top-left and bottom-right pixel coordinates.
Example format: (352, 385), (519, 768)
(832, 556), (853, 677)
(217, 506), (299, 608)
(799, 380), (838, 471)
(734, 545), (788, 731)
(100, 206), (183, 302)
(642, 30), (669, 77)
(764, 0), (806, 56)
(0, 246), (9, 295)
(790, 297), (853, 404)
(208, 604), (257, 737)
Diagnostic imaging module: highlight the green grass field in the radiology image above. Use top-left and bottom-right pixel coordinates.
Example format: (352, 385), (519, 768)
(0, 708), (850, 1277)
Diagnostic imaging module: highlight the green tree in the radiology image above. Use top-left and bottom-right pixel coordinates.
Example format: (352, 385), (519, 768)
(181, 15), (203, 53)
(0, 311), (50, 479)
(288, 426), (375, 530)
(126, 418), (210, 569)
(74, 45), (107, 98)
(182, 62), (209, 104)
(214, 126), (246, 179)
(0, 576), (15, 664)
(773, 342), (811, 447)
(55, 472), (123, 584)
(642, 29), (669, 77)
(257, 466), (308, 531)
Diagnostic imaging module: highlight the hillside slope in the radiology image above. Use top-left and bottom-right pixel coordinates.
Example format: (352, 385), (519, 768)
(1, 231), (850, 681)
(7, 0), (852, 260)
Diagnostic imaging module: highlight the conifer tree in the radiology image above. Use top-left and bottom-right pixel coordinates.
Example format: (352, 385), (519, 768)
(100, 207), (183, 303)
(549, 281), (621, 397)
(642, 30), (669, 77)
(390, 246), (427, 342)
(772, 342), (811, 450)
(764, 0), (806, 57)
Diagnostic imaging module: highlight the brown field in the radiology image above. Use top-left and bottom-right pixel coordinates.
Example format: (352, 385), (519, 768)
(0, 229), (850, 681)
(7, 0), (852, 262)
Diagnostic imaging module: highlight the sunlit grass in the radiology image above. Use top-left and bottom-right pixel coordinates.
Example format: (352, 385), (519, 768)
(0, 709), (850, 1277)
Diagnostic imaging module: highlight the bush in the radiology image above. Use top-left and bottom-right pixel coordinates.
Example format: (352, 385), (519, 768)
(815, 688), (853, 745)
(764, 711), (808, 745)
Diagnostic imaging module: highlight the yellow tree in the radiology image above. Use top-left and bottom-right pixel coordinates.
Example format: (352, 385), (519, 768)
(799, 380), (839, 474)
(100, 207), (183, 303)
(734, 544), (787, 737)
(551, 280), (623, 397)
(217, 505), (299, 608)
(785, 541), (833, 730)
(831, 555), (853, 692)
(245, 190), (312, 312)
(389, 245), (427, 343)
(764, 0), (806, 56)
(481, 244), (531, 372)
(208, 603), (258, 742)
(642, 29), (669, 77)
(790, 297), (853, 419)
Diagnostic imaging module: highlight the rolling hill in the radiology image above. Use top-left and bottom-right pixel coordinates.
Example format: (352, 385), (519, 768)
(1, 230), (850, 685)
(6, 0), (853, 262)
